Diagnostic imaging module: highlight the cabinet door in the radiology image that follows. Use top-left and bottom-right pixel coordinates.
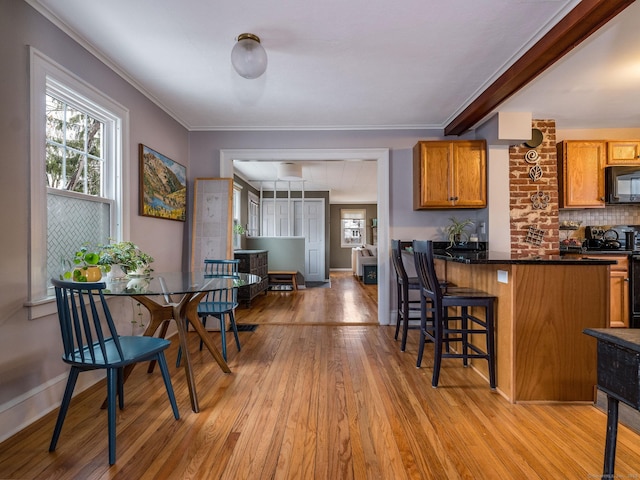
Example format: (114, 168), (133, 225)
(451, 141), (486, 208)
(581, 255), (629, 328)
(607, 141), (640, 165)
(413, 141), (453, 209)
(609, 270), (630, 328)
(413, 140), (486, 209)
(557, 141), (606, 208)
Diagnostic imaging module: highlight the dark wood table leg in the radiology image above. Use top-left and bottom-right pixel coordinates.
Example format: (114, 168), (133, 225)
(101, 297), (173, 409)
(603, 394), (619, 479)
(181, 291), (231, 374)
(103, 292), (231, 413)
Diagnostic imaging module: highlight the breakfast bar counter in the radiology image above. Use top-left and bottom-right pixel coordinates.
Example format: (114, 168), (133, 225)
(430, 249), (615, 403)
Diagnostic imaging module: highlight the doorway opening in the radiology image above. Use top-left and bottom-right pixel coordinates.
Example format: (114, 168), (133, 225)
(220, 148), (389, 326)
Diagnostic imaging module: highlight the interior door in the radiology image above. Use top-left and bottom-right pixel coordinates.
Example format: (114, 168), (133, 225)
(261, 200), (293, 236)
(294, 199), (325, 282)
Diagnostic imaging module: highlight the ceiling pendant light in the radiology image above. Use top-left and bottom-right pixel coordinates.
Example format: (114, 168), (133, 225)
(278, 162), (303, 181)
(231, 33), (268, 79)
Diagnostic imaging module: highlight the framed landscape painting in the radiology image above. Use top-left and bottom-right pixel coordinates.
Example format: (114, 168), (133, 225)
(139, 144), (187, 221)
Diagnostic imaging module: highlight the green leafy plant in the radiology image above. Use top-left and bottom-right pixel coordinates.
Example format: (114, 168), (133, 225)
(99, 240), (154, 275)
(444, 217), (474, 247)
(233, 223), (246, 235)
(60, 244), (107, 282)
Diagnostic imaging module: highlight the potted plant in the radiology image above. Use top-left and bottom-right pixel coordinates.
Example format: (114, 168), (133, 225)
(98, 240), (154, 276)
(60, 244), (106, 282)
(444, 217), (474, 248)
(233, 222), (247, 249)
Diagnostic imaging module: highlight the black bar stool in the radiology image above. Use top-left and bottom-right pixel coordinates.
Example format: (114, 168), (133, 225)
(413, 240), (497, 389)
(391, 239), (422, 351)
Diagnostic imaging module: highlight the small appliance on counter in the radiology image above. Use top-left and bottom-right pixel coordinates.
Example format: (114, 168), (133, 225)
(583, 225), (631, 252)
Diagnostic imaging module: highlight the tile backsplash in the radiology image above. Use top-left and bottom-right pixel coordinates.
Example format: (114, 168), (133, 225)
(559, 205), (640, 227)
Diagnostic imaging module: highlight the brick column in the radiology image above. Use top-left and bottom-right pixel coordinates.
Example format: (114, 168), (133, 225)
(509, 120), (559, 255)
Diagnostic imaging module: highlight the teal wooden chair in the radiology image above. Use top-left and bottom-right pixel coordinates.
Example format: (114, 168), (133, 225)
(176, 259), (241, 364)
(49, 279), (180, 465)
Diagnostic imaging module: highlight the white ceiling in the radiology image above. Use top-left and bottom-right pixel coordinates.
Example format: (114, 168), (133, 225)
(233, 159), (379, 203)
(27, 0), (640, 202)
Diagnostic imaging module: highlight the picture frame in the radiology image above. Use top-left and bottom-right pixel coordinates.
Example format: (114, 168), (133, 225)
(139, 144), (187, 222)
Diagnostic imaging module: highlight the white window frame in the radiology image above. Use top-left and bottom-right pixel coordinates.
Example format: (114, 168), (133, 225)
(248, 191), (260, 237)
(27, 48), (130, 318)
(340, 208), (366, 248)
(233, 183), (243, 250)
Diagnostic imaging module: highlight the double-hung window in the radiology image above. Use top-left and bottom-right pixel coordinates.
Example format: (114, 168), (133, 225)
(233, 183), (243, 249)
(28, 48), (129, 318)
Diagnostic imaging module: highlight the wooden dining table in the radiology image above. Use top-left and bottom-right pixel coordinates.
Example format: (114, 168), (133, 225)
(103, 271), (260, 412)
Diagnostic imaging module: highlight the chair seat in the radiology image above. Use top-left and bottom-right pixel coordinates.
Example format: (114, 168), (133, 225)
(198, 301), (239, 316)
(443, 287), (495, 299)
(63, 337), (172, 368)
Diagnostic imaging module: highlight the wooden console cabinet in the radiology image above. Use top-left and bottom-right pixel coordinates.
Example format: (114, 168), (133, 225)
(234, 250), (269, 307)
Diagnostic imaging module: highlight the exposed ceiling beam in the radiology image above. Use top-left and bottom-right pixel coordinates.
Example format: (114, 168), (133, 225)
(444, 0), (636, 137)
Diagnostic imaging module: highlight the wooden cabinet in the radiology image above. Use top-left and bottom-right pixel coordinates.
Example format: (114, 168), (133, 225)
(557, 140), (606, 208)
(607, 141), (640, 165)
(575, 254), (629, 328)
(234, 250), (269, 307)
(413, 140), (486, 209)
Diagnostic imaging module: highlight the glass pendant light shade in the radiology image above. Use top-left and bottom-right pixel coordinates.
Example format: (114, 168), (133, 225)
(231, 33), (268, 79)
(278, 163), (303, 181)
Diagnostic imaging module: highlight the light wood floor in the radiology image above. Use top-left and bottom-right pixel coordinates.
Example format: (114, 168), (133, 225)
(2, 271), (640, 479)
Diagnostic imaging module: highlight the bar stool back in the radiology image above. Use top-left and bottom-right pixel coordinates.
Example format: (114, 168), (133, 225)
(391, 239), (421, 351)
(412, 240), (497, 389)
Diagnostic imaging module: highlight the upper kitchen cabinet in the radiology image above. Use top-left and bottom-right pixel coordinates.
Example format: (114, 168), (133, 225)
(557, 140), (606, 209)
(413, 140), (487, 209)
(607, 141), (640, 165)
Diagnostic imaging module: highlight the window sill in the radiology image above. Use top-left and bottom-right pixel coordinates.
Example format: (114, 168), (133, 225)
(24, 296), (56, 320)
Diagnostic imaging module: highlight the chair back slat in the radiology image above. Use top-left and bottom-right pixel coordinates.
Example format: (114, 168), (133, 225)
(391, 240), (414, 283)
(202, 259), (240, 305)
(391, 239), (406, 283)
(204, 259), (239, 276)
(52, 279), (125, 365)
(412, 240), (443, 303)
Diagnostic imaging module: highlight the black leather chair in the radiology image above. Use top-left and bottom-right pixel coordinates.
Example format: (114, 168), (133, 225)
(391, 240), (421, 351)
(412, 240), (496, 389)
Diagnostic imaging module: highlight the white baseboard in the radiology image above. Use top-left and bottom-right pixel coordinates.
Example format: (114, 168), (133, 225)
(0, 369), (104, 443)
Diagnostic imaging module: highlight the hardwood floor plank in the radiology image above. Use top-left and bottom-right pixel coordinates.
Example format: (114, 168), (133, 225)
(2, 272), (640, 479)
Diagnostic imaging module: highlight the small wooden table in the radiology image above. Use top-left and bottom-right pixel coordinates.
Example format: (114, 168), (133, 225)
(268, 271), (298, 290)
(584, 328), (640, 479)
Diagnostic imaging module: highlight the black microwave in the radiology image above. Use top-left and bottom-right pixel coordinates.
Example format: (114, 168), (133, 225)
(605, 166), (640, 204)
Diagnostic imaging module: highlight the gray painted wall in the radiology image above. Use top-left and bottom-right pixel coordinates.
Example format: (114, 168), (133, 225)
(245, 237), (306, 276)
(0, 1), (190, 440)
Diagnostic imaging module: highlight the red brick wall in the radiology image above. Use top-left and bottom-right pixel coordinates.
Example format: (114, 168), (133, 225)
(509, 120), (559, 255)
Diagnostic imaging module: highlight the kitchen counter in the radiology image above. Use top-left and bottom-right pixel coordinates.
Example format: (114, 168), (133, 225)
(430, 251), (610, 403)
(434, 249), (618, 265)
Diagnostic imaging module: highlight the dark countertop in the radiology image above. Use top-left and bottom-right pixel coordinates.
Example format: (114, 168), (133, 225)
(432, 249), (617, 265)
